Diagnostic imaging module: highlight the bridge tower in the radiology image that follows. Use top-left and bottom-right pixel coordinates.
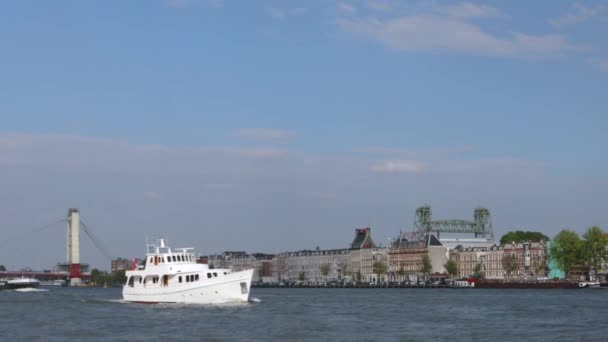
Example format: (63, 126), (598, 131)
(67, 208), (81, 286)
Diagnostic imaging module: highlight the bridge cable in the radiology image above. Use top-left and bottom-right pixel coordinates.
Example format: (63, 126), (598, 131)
(79, 220), (114, 261)
(0, 218), (66, 247)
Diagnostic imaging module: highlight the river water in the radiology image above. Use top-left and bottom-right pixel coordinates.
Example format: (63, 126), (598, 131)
(1, 287), (606, 341)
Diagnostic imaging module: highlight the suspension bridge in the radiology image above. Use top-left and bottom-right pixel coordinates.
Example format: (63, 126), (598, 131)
(0, 208), (113, 286)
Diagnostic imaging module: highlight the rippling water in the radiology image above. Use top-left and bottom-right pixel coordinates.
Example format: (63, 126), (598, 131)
(1, 287), (607, 341)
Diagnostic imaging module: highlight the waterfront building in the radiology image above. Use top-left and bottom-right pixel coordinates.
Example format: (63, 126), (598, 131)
(388, 233), (426, 282)
(425, 234), (449, 275)
(502, 241), (547, 280)
(349, 227), (375, 282)
(273, 253), (289, 282)
(111, 257), (133, 272)
(450, 245), (503, 279)
(359, 247), (388, 283)
(286, 248), (351, 283)
(251, 253), (275, 282)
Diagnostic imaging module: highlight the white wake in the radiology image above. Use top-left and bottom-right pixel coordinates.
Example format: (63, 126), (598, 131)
(13, 288), (49, 292)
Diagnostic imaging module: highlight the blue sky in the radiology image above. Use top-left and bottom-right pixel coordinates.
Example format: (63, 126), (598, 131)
(0, 1), (607, 269)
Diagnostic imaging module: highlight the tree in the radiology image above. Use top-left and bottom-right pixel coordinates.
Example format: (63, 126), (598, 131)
(372, 261), (388, 283)
(0, 265), (6, 272)
(502, 254), (519, 281)
(397, 266), (406, 281)
(421, 254), (432, 282)
(551, 229), (585, 278)
(583, 226), (608, 274)
(444, 259), (458, 280)
(111, 269), (127, 285)
(500, 231), (550, 245)
(320, 263), (331, 279)
(473, 263), (485, 279)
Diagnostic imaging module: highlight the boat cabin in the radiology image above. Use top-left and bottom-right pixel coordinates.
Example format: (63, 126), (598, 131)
(125, 239), (233, 289)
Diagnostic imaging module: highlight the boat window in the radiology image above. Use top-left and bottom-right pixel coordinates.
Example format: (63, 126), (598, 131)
(224, 272), (227, 275)
(149, 257), (153, 263)
(179, 255), (183, 262)
(195, 274), (199, 281)
(179, 276), (182, 283)
(172, 255), (176, 262)
(207, 273), (212, 279)
(213, 272), (217, 277)
(186, 276), (189, 282)
(127, 277), (134, 287)
(161, 257), (164, 263)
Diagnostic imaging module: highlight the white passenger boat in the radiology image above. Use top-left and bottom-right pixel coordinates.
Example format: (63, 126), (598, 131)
(122, 239), (253, 304)
(1, 277), (40, 290)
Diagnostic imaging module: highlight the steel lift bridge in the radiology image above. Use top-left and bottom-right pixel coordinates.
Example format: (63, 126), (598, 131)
(413, 205), (494, 243)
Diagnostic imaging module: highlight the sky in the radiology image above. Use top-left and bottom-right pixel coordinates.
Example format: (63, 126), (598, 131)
(0, 0), (607, 270)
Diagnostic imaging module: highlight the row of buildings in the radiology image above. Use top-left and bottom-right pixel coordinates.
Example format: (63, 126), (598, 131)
(112, 228), (574, 283)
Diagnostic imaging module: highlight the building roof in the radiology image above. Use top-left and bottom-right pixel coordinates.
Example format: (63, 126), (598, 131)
(350, 228), (375, 249)
(423, 234), (443, 246)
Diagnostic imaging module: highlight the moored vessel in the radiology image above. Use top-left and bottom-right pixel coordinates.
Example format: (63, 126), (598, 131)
(122, 239), (254, 304)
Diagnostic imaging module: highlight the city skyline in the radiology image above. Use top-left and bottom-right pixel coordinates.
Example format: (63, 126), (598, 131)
(1, 0), (607, 269)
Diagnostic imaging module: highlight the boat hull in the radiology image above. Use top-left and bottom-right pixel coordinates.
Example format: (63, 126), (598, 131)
(122, 269), (253, 304)
(1, 279), (40, 290)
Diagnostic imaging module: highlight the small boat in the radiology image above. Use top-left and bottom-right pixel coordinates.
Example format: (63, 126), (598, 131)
(451, 280), (475, 288)
(579, 281), (601, 288)
(122, 239), (254, 304)
(1, 277), (40, 290)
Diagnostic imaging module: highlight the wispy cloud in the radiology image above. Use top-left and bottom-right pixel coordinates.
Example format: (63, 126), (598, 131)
(233, 128), (294, 144)
(371, 160), (426, 173)
(430, 2), (505, 19)
(551, 3), (602, 28)
(367, 1), (391, 12)
(267, 6), (307, 19)
(338, 2), (357, 15)
(1, 132), (605, 270)
(268, 7), (286, 19)
(590, 58), (608, 72)
(238, 147), (287, 160)
(338, 14), (577, 59)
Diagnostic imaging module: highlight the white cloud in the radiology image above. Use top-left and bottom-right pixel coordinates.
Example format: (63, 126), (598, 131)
(367, 1), (391, 12)
(371, 160), (426, 173)
(551, 3), (602, 28)
(267, 6), (307, 19)
(431, 2), (505, 19)
(0, 132), (606, 272)
(338, 14), (577, 58)
(268, 7), (286, 19)
(338, 2), (357, 15)
(233, 128), (294, 144)
(238, 147), (287, 159)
